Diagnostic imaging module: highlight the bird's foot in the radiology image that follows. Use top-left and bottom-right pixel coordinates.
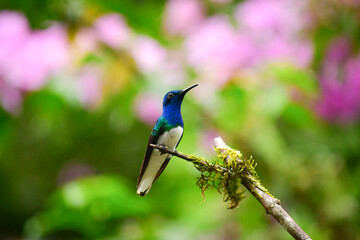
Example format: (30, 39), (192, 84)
(159, 144), (169, 155)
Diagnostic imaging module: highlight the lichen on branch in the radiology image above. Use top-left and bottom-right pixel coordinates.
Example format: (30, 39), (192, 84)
(188, 147), (262, 209)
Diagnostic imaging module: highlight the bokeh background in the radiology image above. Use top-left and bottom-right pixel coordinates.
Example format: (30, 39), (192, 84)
(0, 0), (360, 239)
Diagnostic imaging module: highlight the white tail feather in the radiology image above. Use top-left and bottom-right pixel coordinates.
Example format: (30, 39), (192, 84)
(137, 177), (153, 196)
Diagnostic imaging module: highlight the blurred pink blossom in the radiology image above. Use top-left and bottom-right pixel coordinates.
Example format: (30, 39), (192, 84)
(130, 36), (167, 73)
(209, 0), (232, 4)
(156, 53), (186, 86)
(57, 161), (95, 185)
(199, 129), (221, 154)
(341, 0), (360, 7)
(76, 66), (102, 108)
(0, 11), (69, 113)
(233, 0), (313, 68)
(0, 11), (29, 65)
(235, 0), (305, 38)
(317, 39), (360, 123)
(0, 82), (22, 115)
(4, 24), (68, 91)
(185, 15), (256, 84)
(324, 36), (351, 65)
(130, 36), (185, 85)
(263, 38), (313, 68)
(94, 13), (130, 49)
(134, 92), (162, 126)
(74, 27), (99, 54)
(163, 0), (205, 36)
(321, 37), (352, 84)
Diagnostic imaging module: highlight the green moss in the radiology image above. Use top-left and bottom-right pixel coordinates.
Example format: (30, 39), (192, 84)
(188, 147), (273, 209)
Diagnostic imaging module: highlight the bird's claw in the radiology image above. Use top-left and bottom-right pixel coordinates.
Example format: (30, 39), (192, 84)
(159, 144), (168, 155)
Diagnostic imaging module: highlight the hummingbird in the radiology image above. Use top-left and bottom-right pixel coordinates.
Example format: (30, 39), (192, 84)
(137, 83), (198, 196)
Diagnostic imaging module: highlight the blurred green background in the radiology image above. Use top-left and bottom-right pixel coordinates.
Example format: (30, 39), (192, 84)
(0, 0), (360, 239)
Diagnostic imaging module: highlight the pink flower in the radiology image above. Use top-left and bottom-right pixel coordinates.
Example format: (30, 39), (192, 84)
(163, 0), (205, 36)
(341, 0), (360, 7)
(74, 27), (99, 54)
(134, 92), (162, 126)
(57, 161), (95, 185)
(76, 66), (102, 108)
(199, 129), (221, 154)
(235, 0), (305, 38)
(324, 36), (351, 65)
(156, 52), (186, 86)
(94, 13), (130, 49)
(4, 24), (68, 91)
(129, 36), (185, 86)
(0, 11), (68, 91)
(264, 38), (313, 68)
(130, 36), (167, 73)
(0, 11), (30, 74)
(0, 82), (22, 115)
(0, 11), (69, 114)
(321, 37), (352, 84)
(317, 48), (360, 123)
(233, 0), (313, 68)
(185, 15), (256, 84)
(291, 40), (314, 68)
(209, 0), (232, 4)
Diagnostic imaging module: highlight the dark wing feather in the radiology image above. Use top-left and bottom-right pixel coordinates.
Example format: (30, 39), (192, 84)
(136, 119), (165, 188)
(137, 134), (158, 188)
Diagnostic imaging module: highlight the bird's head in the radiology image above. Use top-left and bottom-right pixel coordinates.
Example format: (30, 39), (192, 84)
(162, 84), (198, 109)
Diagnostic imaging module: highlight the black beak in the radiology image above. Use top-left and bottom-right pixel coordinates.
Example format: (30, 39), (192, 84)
(180, 83), (199, 95)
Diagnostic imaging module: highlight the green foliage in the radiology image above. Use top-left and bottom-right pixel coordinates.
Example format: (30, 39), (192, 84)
(24, 175), (150, 239)
(1, 0), (360, 239)
(88, 0), (167, 41)
(270, 64), (318, 94)
(216, 86), (248, 132)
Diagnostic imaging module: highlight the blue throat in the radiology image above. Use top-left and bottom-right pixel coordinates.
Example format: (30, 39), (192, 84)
(163, 103), (183, 127)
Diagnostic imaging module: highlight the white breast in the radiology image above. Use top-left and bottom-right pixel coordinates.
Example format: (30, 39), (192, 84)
(157, 126), (183, 149)
(137, 126), (183, 195)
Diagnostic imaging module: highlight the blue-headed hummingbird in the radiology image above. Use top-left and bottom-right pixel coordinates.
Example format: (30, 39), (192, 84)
(137, 84), (198, 196)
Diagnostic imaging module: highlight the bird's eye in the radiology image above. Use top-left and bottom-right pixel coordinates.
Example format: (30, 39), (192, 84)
(167, 93), (174, 99)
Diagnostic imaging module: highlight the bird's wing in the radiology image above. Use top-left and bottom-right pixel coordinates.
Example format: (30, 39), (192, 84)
(136, 117), (165, 188)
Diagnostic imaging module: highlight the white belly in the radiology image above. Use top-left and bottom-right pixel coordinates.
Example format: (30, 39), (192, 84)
(157, 126), (183, 149)
(137, 126), (183, 193)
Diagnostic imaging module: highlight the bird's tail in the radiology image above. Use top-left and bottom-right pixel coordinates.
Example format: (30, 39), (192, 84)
(136, 177), (153, 196)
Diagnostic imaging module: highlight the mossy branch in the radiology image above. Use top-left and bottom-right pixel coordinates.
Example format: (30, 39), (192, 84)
(149, 137), (312, 240)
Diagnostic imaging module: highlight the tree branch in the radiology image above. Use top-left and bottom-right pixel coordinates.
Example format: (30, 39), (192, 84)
(213, 137), (311, 240)
(149, 144), (228, 172)
(149, 138), (312, 240)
